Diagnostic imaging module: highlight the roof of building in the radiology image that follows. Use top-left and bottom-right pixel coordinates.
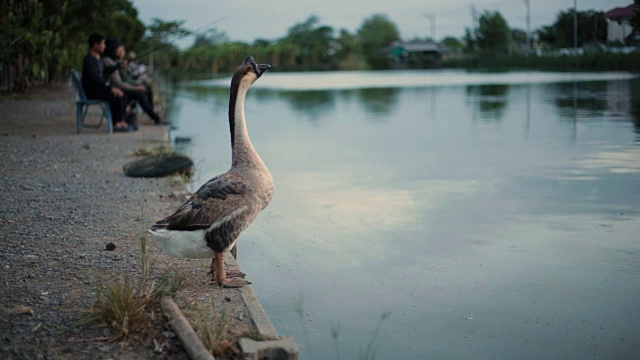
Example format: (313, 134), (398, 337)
(605, 4), (637, 19)
(386, 41), (444, 53)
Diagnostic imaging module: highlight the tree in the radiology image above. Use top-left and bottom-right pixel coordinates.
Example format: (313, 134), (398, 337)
(282, 15), (335, 67)
(145, 18), (191, 44)
(357, 14), (400, 69)
(335, 29), (358, 59)
(441, 36), (463, 51)
(192, 28), (228, 47)
(536, 9), (606, 48)
(463, 28), (477, 53)
(475, 11), (510, 54)
(139, 18), (191, 70)
(632, 0), (640, 33)
(510, 28), (528, 53)
(0, 0), (145, 92)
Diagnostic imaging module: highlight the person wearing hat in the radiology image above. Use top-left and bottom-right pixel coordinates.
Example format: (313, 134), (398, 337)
(103, 37), (163, 126)
(81, 33), (130, 132)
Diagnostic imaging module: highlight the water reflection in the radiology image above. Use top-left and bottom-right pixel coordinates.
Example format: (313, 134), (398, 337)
(466, 84), (510, 121)
(548, 81), (608, 119)
(267, 90), (336, 123)
(627, 79), (640, 135)
(167, 71), (640, 359)
(353, 87), (400, 120)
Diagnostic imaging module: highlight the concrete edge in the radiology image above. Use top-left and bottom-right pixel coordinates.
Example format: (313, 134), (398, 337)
(239, 337), (299, 360)
(226, 253), (300, 359)
(225, 253), (280, 340)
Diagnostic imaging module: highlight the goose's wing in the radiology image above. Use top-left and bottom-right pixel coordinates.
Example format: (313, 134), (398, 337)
(151, 174), (248, 231)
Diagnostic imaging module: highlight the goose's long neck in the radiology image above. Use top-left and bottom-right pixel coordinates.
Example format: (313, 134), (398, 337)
(229, 79), (264, 169)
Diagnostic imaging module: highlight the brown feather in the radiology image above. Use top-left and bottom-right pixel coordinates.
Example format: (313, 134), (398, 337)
(151, 173), (249, 231)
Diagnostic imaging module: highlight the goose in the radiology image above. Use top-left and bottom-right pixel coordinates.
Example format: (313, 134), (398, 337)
(149, 56), (273, 288)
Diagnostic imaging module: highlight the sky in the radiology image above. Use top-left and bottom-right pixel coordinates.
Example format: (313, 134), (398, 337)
(131, 0), (631, 47)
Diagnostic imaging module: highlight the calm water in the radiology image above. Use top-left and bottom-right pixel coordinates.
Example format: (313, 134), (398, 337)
(167, 70), (640, 359)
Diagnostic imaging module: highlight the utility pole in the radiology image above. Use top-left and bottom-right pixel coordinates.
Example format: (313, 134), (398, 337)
(470, 4), (478, 51)
(523, 0), (531, 54)
(470, 5), (478, 32)
(423, 13), (436, 42)
(573, 0), (578, 51)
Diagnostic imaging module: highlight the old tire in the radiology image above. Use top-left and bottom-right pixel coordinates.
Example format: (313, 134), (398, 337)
(123, 153), (193, 178)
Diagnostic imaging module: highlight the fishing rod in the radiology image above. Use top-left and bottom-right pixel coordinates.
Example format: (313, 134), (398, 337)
(158, 89), (210, 101)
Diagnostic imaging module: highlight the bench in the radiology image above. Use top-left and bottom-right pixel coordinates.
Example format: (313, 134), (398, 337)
(70, 69), (113, 134)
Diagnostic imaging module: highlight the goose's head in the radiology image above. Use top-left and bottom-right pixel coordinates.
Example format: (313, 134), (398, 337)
(232, 56), (270, 87)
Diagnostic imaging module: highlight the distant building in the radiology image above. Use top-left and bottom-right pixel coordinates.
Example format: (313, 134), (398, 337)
(382, 41), (456, 68)
(605, 3), (638, 45)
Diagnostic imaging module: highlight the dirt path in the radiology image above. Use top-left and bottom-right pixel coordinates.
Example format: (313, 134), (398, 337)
(0, 84), (266, 359)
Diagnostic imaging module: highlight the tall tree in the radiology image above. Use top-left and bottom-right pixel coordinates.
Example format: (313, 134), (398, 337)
(463, 28), (477, 53)
(282, 15), (334, 67)
(632, 0), (640, 33)
(192, 28), (228, 47)
(357, 14), (400, 69)
(139, 18), (191, 70)
(475, 11), (510, 54)
(441, 36), (464, 51)
(510, 28), (528, 53)
(0, 0), (145, 92)
(536, 9), (606, 48)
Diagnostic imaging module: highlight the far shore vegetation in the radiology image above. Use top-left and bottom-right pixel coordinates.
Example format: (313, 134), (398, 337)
(3, 0), (640, 93)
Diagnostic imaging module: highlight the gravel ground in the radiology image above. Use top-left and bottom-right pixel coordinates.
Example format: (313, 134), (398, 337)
(0, 84), (260, 359)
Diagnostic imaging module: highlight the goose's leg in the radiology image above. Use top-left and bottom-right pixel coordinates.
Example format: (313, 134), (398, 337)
(215, 251), (251, 288)
(208, 258), (216, 280)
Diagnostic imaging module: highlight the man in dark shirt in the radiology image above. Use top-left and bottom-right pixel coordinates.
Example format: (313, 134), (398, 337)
(82, 33), (129, 131)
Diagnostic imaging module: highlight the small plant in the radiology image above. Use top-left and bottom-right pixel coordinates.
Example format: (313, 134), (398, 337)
(193, 297), (234, 357)
(358, 310), (391, 360)
(294, 295), (315, 359)
(151, 269), (187, 302)
(330, 320), (342, 360)
(84, 275), (151, 338)
(131, 144), (174, 157)
(81, 236), (187, 340)
(327, 310), (391, 360)
(167, 169), (193, 187)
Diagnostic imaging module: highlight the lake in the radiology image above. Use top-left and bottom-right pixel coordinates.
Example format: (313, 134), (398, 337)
(166, 69), (640, 359)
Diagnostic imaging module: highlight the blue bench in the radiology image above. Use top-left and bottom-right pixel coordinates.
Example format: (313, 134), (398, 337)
(70, 69), (113, 134)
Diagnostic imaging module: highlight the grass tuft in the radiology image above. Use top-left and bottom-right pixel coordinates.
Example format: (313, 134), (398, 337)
(85, 275), (151, 338)
(167, 169), (193, 187)
(193, 297), (235, 357)
(151, 269), (187, 301)
(130, 145), (174, 157)
(82, 236), (187, 340)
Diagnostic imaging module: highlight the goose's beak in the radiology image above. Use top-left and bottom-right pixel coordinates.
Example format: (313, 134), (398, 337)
(256, 64), (271, 77)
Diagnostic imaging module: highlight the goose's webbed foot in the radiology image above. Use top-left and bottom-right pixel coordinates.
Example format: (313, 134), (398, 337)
(220, 277), (252, 288)
(211, 252), (250, 287)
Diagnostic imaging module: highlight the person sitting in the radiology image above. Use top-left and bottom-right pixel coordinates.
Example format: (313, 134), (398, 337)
(81, 33), (130, 132)
(121, 51), (154, 110)
(127, 51), (152, 84)
(102, 37), (163, 126)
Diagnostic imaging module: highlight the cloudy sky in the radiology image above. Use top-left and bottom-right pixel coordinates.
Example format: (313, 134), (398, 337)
(131, 0), (630, 47)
